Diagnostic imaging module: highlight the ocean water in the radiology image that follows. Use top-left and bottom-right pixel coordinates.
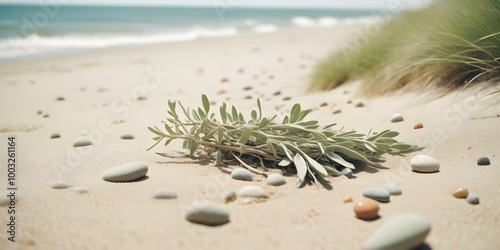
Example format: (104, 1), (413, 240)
(0, 5), (378, 60)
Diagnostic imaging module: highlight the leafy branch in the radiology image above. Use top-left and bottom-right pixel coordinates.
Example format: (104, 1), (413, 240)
(148, 95), (421, 187)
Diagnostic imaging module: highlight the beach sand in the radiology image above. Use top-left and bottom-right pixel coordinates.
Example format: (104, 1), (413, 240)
(0, 25), (499, 249)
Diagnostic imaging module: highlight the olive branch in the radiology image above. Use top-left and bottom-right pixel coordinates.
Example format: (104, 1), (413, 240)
(148, 95), (420, 187)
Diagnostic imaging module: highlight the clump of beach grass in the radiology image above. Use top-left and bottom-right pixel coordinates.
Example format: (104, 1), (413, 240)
(310, 0), (500, 95)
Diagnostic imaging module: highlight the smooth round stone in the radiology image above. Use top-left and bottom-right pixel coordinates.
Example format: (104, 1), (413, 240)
(466, 193), (480, 205)
(451, 188), (469, 198)
(220, 190), (237, 203)
(477, 157), (491, 166)
(362, 187), (391, 202)
(72, 186), (89, 193)
(410, 154), (440, 173)
(391, 113), (404, 123)
(364, 214), (431, 250)
(413, 123), (424, 129)
(266, 173), (286, 186)
(185, 201), (230, 226)
(332, 109), (342, 114)
(340, 167), (353, 178)
(121, 134), (135, 140)
(102, 162), (148, 182)
(354, 198), (379, 220)
(50, 133), (61, 139)
(51, 181), (71, 189)
(382, 183), (402, 196)
(154, 188), (178, 199)
(343, 196), (353, 203)
(355, 102), (365, 108)
(73, 137), (92, 147)
(231, 168), (253, 181)
(237, 185), (267, 198)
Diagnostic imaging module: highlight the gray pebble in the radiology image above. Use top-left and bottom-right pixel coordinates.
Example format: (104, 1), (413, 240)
(51, 133), (61, 139)
(237, 185), (267, 198)
(220, 190), (236, 203)
(102, 162), (148, 182)
(120, 134), (135, 140)
(340, 167), (354, 178)
(73, 137), (92, 147)
(364, 214), (431, 250)
(362, 187), (391, 202)
(382, 183), (402, 195)
(355, 102), (365, 108)
(51, 181), (71, 189)
(390, 113), (404, 123)
(477, 157), (490, 166)
(72, 186), (89, 193)
(410, 154), (440, 173)
(231, 168), (253, 181)
(266, 173), (286, 186)
(466, 193), (480, 205)
(332, 109), (342, 114)
(154, 188), (178, 199)
(185, 201), (230, 226)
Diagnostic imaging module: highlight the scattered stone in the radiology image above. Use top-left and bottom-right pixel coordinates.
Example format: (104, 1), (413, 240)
(42, 114), (50, 118)
(266, 173), (286, 186)
(221, 78), (228, 83)
(410, 154), (440, 173)
(37, 110), (42, 115)
(102, 162), (148, 182)
(185, 201), (230, 226)
(56, 96), (65, 101)
(343, 196), (353, 203)
(72, 186), (89, 193)
(347, 100), (352, 104)
(50, 133), (61, 139)
(364, 214), (431, 250)
(382, 183), (402, 195)
(120, 134), (135, 140)
(477, 157), (491, 166)
(332, 109), (342, 114)
(231, 168), (253, 181)
(0, 191), (14, 206)
(451, 188), (469, 198)
(413, 123), (424, 129)
(466, 193), (480, 205)
(220, 190), (237, 203)
(273, 91), (281, 96)
(154, 188), (178, 199)
(137, 96), (147, 101)
(340, 167), (354, 178)
(283, 97), (291, 101)
(112, 119), (125, 124)
(217, 89), (227, 95)
(362, 187), (391, 202)
(237, 185), (267, 198)
(238, 68), (244, 74)
(355, 102), (365, 108)
(390, 113), (404, 123)
(243, 86), (252, 91)
(353, 197), (379, 220)
(244, 95), (252, 100)
(319, 102), (328, 107)
(51, 181), (70, 189)
(73, 137), (92, 147)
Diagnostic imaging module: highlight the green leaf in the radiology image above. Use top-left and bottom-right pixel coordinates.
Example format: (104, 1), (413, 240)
(217, 127), (224, 144)
(282, 115), (289, 124)
(324, 151), (355, 169)
(251, 110), (257, 120)
(256, 98), (262, 121)
(238, 127), (253, 144)
(293, 153), (308, 187)
(279, 142), (294, 161)
(290, 103), (301, 123)
(201, 94), (210, 114)
(164, 138), (174, 146)
(148, 126), (162, 136)
(278, 158), (291, 166)
(198, 107), (206, 119)
(231, 106), (238, 122)
(333, 145), (374, 165)
(189, 139), (198, 155)
(323, 165), (342, 176)
(220, 103), (227, 124)
(162, 122), (176, 135)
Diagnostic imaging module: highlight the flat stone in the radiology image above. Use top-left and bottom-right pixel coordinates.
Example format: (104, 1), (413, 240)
(382, 183), (402, 195)
(343, 196), (353, 203)
(332, 109), (342, 114)
(220, 190), (236, 203)
(102, 162), (148, 182)
(466, 193), (480, 205)
(364, 214), (431, 250)
(362, 187), (391, 202)
(154, 188), (177, 199)
(477, 157), (491, 166)
(354, 197), (379, 220)
(51, 133), (61, 139)
(266, 173), (286, 186)
(72, 186), (89, 193)
(391, 113), (404, 123)
(73, 137), (92, 147)
(413, 123), (424, 129)
(120, 134), (135, 140)
(51, 181), (71, 189)
(231, 168), (253, 181)
(185, 201), (230, 226)
(410, 154), (440, 173)
(451, 188), (469, 198)
(237, 185), (267, 198)
(355, 102), (365, 107)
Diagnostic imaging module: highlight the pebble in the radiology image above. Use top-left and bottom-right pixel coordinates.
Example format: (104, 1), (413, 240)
(42, 114), (50, 118)
(50, 133), (61, 139)
(73, 137), (92, 147)
(51, 181), (71, 189)
(355, 102), (365, 108)
(413, 123), (424, 129)
(340, 167), (354, 178)
(102, 162), (148, 182)
(466, 193), (480, 205)
(353, 197), (379, 220)
(237, 185), (267, 198)
(0, 191), (13, 206)
(451, 188), (468, 198)
(37, 110), (42, 115)
(343, 196), (353, 203)
(320, 102), (328, 107)
(154, 188), (178, 199)
(364, 214), (431, 250)
(382, 183), (402, 195)
(220, 190), (237, 203)
(410, 154), (440, 173)
(332, 109), (342, 114)
(72, 186), (89, 193)
(120, 134), (135, 140)
(477, 157), (491, 166)
(362, 187), (391, 202)
(56, 96), (65, 101)
(185, 201), (230, 226)
(231, 168), (253, 181)
(220, 78), (228, 83)
(390, 113), (404, 123)
(266, 173), (286, 186)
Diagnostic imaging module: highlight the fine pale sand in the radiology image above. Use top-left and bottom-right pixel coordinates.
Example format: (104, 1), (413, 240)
(0, 25), (499, 250)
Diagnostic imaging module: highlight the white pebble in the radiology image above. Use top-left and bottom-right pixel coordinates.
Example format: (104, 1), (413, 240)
(382, 183), (402, 195)
(410, 154), (440, 173)
(266, 173), (286, 186)
(237, 185), (267, 198)
(102, 162), (148, 182)
(390, 113), (404, 123)
(231, 168), (253, 181)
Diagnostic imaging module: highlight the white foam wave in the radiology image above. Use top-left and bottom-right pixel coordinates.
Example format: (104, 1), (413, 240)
(253, 24), (277, 34)
(290, 16), (381, 28)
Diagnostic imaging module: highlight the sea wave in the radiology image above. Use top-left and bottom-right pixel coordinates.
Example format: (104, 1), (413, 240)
(290, 15), (379, 27)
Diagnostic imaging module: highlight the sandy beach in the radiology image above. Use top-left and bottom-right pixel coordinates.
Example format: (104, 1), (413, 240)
(0, 24), (499, 249)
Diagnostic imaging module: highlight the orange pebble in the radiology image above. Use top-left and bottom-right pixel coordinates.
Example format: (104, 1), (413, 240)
(413, 123), (424, 129)
(353, 198), (379, 220)
(343, 196), (353, 203)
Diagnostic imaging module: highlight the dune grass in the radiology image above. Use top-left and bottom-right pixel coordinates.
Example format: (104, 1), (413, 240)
(310, 0), (500, 95)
